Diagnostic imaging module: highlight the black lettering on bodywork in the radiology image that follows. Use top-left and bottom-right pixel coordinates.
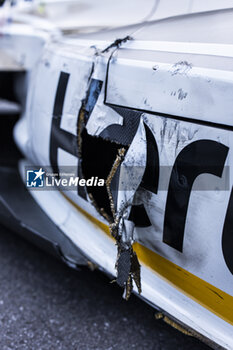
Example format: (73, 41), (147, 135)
(163, 140), (229, 252)
(50, 72), (78, 174)
(222, 188), (233, 274)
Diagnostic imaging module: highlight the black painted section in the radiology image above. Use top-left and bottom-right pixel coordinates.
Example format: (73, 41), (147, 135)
(77, 158), (88, 200)
(222, 188), (233, 274)
(50, 72), (78, 174)
(141, 123), (159, 194)
(129, 204), (151, 227)
(163, 140), (229, 252)
(128, 123), (159, 228)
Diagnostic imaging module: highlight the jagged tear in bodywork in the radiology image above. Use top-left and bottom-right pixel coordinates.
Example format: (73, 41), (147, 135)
(80, 127), (142, 299)
(75, 36), (150, 297)
(81, 128), (126, 222)
(77, 79), (147, 298)
(106, 147), (142, 299)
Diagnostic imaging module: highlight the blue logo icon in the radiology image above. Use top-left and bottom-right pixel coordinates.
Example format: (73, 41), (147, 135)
(26, 168), (45, 188)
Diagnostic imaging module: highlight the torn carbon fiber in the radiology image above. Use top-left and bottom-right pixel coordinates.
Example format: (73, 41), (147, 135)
(77, 43), (145, 299)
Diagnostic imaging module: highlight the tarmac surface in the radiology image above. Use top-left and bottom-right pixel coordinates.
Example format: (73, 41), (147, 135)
(0, 224), (212, 350)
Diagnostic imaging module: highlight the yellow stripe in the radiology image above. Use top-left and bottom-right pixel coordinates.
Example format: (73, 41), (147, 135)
(134, 243), (233, 325)
(64, 194), (233, 325)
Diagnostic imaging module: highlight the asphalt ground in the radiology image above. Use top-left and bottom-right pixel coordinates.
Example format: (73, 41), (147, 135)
(0, 224), (212, 350)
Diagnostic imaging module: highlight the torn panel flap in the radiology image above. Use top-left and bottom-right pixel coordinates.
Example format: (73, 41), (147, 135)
(108, 118), (147, 298)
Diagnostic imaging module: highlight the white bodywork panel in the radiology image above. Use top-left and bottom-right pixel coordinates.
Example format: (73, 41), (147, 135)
(14, 37), (233, 348)
(19, 168), (233, 350)
(0, 3), (232, 349)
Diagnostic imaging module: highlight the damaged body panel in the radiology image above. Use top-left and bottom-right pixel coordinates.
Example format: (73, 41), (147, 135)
(0, 3), (233, 349)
